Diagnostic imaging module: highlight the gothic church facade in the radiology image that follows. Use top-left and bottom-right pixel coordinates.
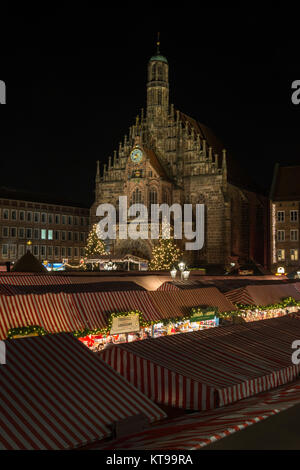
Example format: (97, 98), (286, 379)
(91, 46), (268, 270)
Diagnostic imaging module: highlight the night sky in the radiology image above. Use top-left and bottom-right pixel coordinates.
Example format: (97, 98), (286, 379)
(0, 8), (300, 207)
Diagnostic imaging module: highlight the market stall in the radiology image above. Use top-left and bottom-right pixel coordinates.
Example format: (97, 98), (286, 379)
(225, 284), (300, 321)
(0, 333), (166, 450)
(100, 315), (300, 411)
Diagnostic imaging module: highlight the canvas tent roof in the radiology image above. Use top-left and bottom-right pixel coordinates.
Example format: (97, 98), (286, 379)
(0, 333), (166, 450)
(101, 315), (300, 411)
(98, 380), (300, 450)
(225, 283), (300, 305)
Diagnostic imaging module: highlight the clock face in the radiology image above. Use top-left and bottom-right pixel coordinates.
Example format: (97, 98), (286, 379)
(130, 147), (143, 164)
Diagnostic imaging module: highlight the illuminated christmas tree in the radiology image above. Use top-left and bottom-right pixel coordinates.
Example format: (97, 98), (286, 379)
(84, 224), (107, 257)
(149, 222), (182, 270)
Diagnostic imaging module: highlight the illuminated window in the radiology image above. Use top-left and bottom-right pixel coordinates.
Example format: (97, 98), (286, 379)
(277, 211), (285, 222)
(48, 230), (53, 240)
(41, 229), (47, 240)
(277, 249), (285, 261)
(291, 249), (299, 261)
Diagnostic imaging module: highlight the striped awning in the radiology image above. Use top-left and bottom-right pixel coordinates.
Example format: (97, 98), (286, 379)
(99, 380), (300, 450)
(101, 315), (300, 411)
(0, 333), (166, 450)
(0, 293), (85, 340)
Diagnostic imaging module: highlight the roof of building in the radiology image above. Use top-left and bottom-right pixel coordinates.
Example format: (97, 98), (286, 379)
(144, 147), (169, 180)
(12, 251), (47, 273)
(178, 111), (265, 195)
(270, 164), (300, 201)
(149, 54), (168, 64)
(0, 186), (90, 209)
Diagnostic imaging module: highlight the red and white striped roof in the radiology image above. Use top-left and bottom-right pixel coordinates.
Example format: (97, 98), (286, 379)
(99, 380), (300, 450)
(101, 315), (300, 410)
(225, 283), (300, 306)
(0, 333), (166, 450)
(0, 273), (72, 285)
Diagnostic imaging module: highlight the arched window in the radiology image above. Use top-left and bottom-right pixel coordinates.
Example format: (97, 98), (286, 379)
(148, 188), (158, 211)
(151, 64), (157, 81)
(131, 188), (143, 205)
(157, 64), (163, 81)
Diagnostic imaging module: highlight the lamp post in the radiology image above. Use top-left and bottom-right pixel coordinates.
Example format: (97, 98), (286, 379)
(170, 268), (177, 280)
(178, 261), (186, 280)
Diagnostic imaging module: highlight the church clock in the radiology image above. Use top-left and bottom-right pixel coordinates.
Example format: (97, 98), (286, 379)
(130, 147), (143, 164)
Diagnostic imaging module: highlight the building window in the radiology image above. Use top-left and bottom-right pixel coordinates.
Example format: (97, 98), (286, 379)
(9, 244), (17, 258)
(74, 232), (79, 242)
(40, 246), (46, 258)
(27, 211), (32, 222)
(41, 213), (47, 224)
(47, 246), (53, 258)
(2, 244), (8, 257)
(277, 230), (285, 241)
(41, 229), (47, 240)
(61, 231), (66, 241)
(48, 214), (53, 224)
(277, 249), (285, 261)
(3, 209), (9, 220)
(80, 217), (84, 226)
(34, 212), (40, 223)
(33, 229), (39, 239)
(74, 216), (78, 225)
(74, 247), (79, 258)
(19, 210), (25, 221)
(26, 228), (32, 239)
(10, 227), (17, 238)
(291, 229), (299, 241)
(54, 246), (60, 258)
(48, 230), (53, 240)
(18, 228), (25, 239)
(291, 210), (298, 222)
(80, 247), (84, 257)
(11, 210), (17, 220)
(55, 214), (60, 224)
(291, 249), (299, 261)
(277, 211), (285, 222)
(18, 245), (25, 257)
(61, 247), (66, 258)
(67, 247), (72, 258)
(62, 215), (66, 224)
(2, 227), (9, 237)
(131, 188), (143, 205)
(33, 245), (39, 257)
(68, 216), (73, 225)
(68, 231), (72, 241)
(54, 230), (60, 240)
(80, 232), (84, 242)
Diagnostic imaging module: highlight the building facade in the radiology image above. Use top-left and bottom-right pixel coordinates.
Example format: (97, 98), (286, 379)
(0, 189), (90, 265)
(270, 164), (300, 274)
(91, 46), (268, 269)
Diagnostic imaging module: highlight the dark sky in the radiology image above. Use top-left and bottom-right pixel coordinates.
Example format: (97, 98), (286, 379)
(0, 8), (300, 207)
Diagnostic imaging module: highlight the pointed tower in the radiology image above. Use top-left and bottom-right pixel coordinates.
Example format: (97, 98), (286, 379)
(146, 32), (169, 124)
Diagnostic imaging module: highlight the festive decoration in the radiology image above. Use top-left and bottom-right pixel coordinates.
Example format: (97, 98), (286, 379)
(149, 223), (182, 271)
(107, 310), (150, 331)
(84, 223), (107, 258)
(7, 325), (47, 339)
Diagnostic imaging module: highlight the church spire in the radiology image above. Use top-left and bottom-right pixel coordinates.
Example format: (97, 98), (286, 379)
(156, 32), (160, 54)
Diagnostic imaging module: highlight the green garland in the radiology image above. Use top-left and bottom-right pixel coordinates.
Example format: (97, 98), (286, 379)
(235, 297), (300, 312)
(7, 325), (47, 339)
